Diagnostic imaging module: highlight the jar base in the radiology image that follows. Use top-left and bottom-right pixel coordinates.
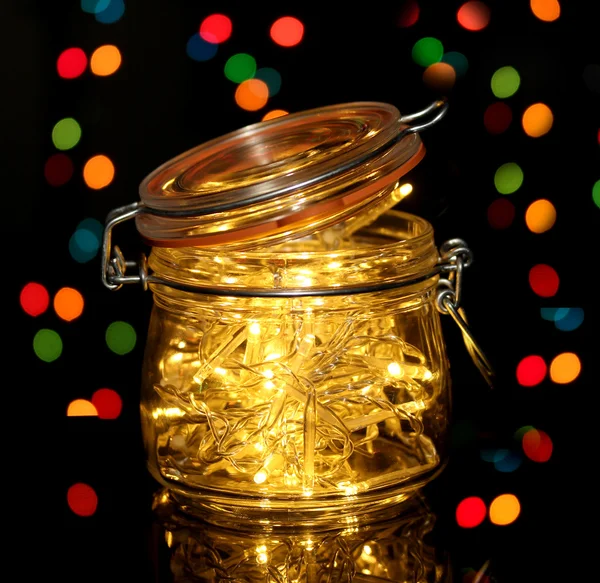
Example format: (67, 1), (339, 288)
(154, 465), (444, 530)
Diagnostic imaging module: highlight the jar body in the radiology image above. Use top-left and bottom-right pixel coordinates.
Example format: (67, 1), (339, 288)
(140, 212), (451, 524)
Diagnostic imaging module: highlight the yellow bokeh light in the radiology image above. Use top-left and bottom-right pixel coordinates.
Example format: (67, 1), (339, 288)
(387, 362), (402, 377)
(67, 399), (98, 417)
(549, 352), (581, 384)
(262, 109), (289, 121)
(399, 183), (413, 196)
(530, 0), (560, 22)
(254, 470), (268, 484)
(522, 103), (553, 137)
(235, 79), (269, 111)
(525, 199), (556, 233)
(54, 287), (84, 321)
(90, 45), (122, 76)
(489, 494), (521, 525)
(83, 155), (115, 189)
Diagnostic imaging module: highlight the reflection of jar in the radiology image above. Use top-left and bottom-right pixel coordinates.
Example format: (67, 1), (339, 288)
(103, 100), (491, 524)
(152, 489), (451, 583)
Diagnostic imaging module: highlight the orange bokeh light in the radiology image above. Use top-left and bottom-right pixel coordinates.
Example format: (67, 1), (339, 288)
(262, 109), (289, 121)
(83, 155), (115, 189)
(530, 0), (560, 22)
(235, 79), (269, 111)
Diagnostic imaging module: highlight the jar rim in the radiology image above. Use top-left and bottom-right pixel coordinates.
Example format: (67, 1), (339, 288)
(147, 210), (439, 295)
(137, 102), (424, 250)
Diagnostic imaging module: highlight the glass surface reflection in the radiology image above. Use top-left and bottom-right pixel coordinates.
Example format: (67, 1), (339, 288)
(152, 489), (451, 582)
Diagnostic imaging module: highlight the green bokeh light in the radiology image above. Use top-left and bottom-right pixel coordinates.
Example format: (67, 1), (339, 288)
(106, 321), (137, 355)
(224, 53), (257, 83)
(491, 66), (520, 98)
(593, 179), (600, 209)
(33, 329), (63, 362)
(411, 37), (444, 67)
(494, 162), (524, 194)
(52, 118), (82, 151)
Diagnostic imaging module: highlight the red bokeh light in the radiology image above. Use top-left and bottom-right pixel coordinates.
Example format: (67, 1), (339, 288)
(67, 483), (98, 517)
(92, 388), (123, 419)
(522, 428), (553, 462)
(200, 14), (232, 44)
(457, 1), (491, 31)
(44, 153), (74, 186)
(20, 282), (50, 316)
(487, 198), (515, 229)
(529, 264), (559, 297)
(57, 47), (87, 79)
(484, 102), (512, 134)
(516, 355), (547, 387)
(456, 496), (487, 528)
(270, 16), (304, 47)
(398, 0), (420, 27)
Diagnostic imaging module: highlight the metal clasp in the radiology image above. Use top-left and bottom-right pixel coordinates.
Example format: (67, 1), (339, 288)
(436, 239), (495, 388)
(400, 99), (449, 134)
(102, 201), (148, 291)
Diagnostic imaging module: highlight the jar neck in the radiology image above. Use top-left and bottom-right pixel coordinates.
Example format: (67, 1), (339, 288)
(147, 210), (438, 294)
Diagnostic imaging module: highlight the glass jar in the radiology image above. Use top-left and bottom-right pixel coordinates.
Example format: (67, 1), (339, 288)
(103, 100), (491, 526)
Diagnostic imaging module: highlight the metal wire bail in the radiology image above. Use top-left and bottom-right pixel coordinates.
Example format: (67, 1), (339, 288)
(435, 239), (494, 388)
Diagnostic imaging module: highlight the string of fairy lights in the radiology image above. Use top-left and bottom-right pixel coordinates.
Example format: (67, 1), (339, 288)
(17, 0), (597, 579)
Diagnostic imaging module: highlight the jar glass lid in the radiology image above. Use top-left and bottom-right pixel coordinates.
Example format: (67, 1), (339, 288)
(136, 101), (445, 249)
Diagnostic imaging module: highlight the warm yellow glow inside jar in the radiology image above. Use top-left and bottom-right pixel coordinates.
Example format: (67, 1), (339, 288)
(140, 211), (450, 523)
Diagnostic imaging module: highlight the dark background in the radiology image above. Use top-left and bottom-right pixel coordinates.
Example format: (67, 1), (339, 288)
(7, 1), (598, 581)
